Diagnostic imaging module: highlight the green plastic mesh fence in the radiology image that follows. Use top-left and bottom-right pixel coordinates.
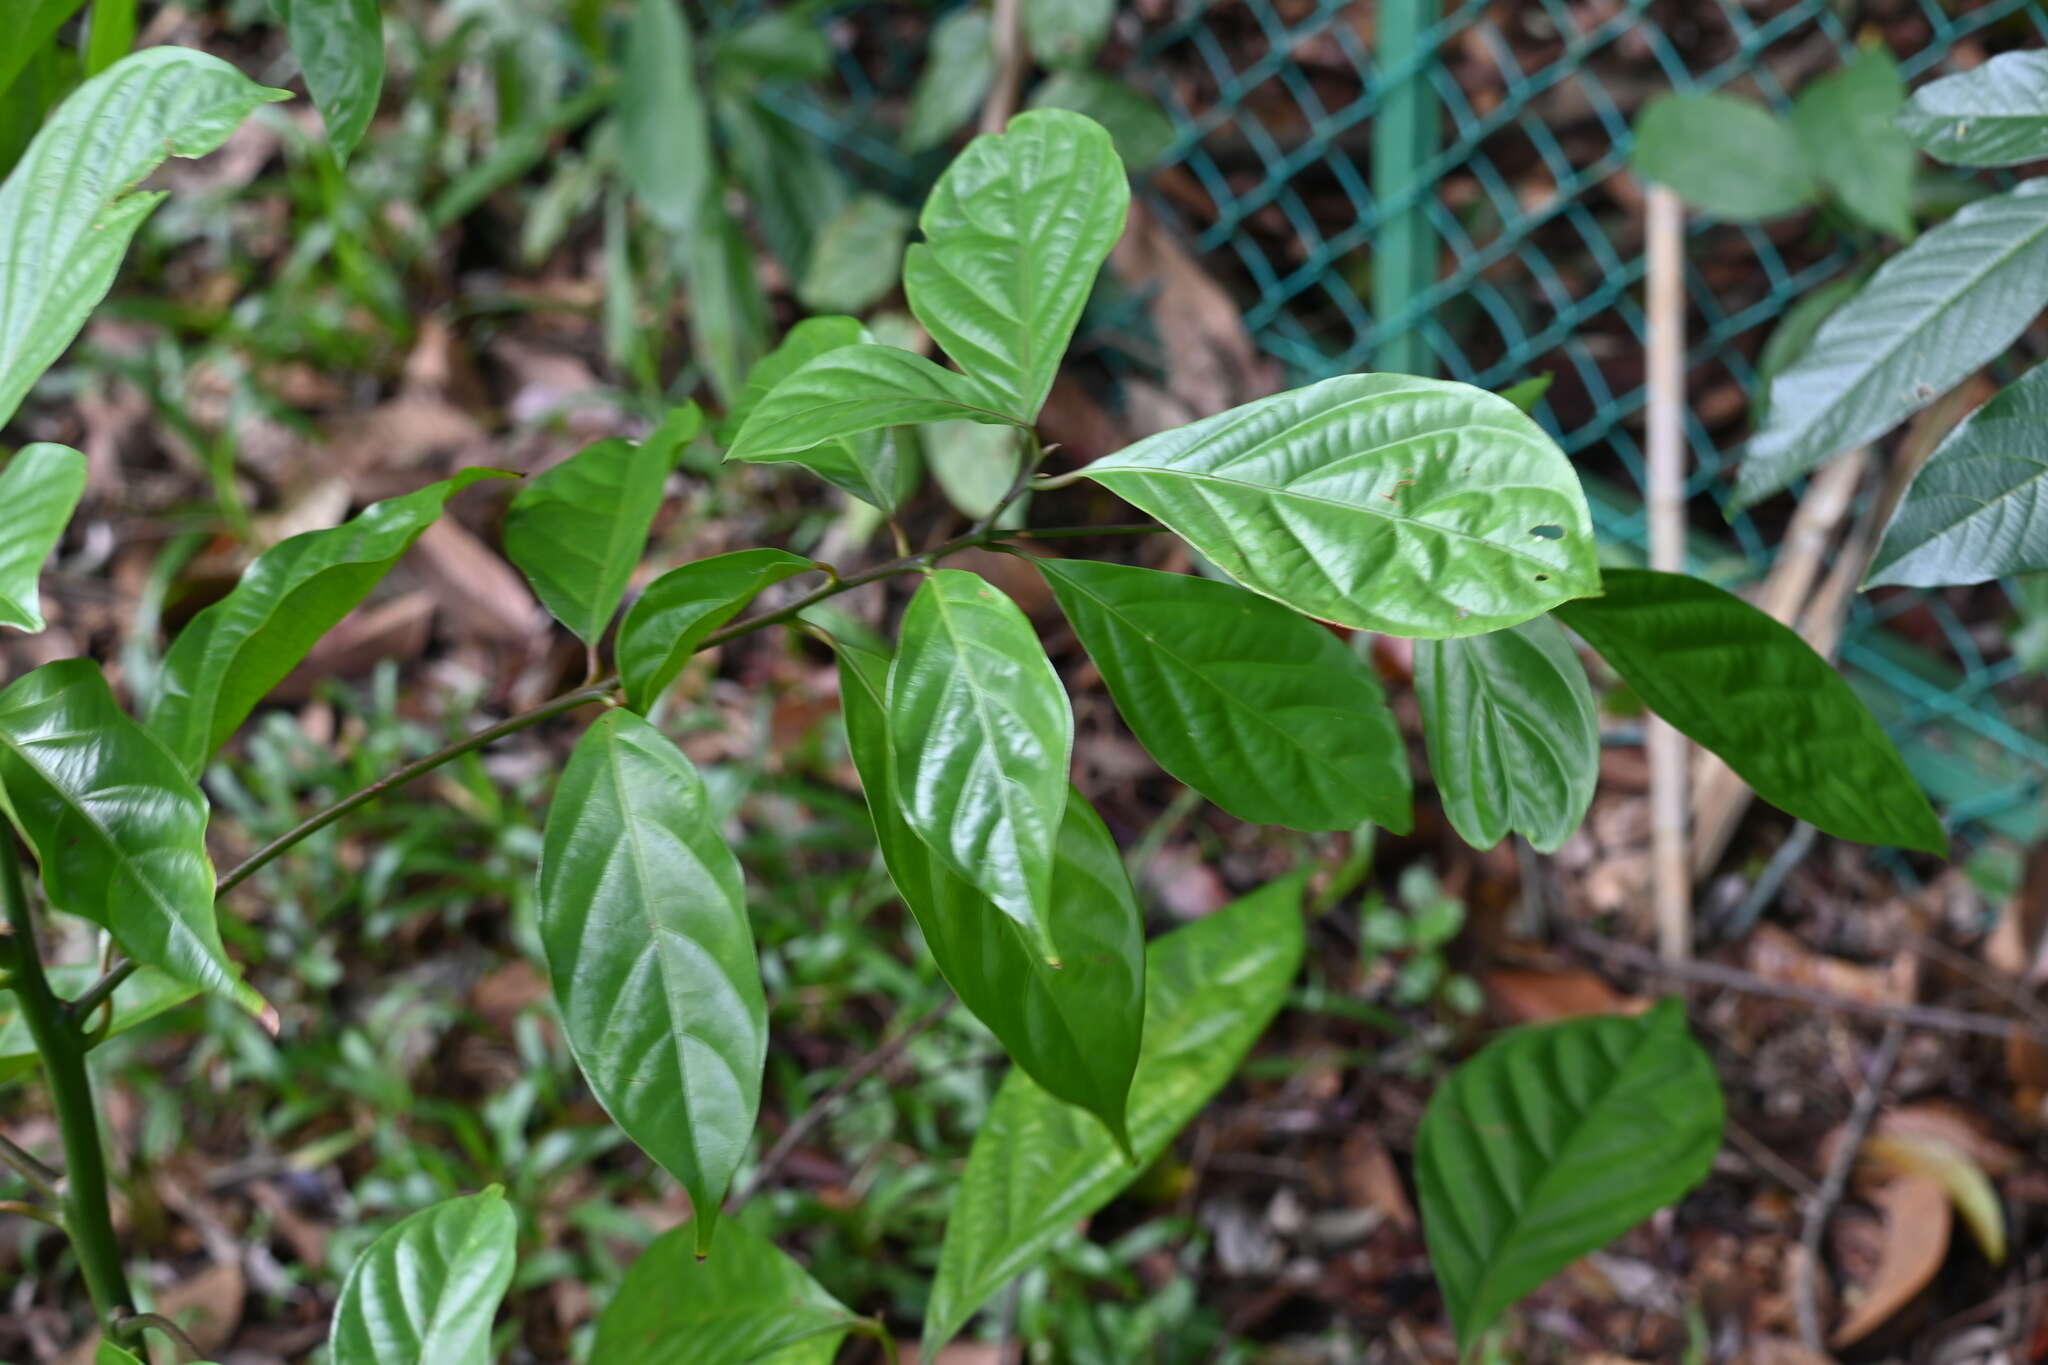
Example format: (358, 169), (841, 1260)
(785, 0), (2048, 842)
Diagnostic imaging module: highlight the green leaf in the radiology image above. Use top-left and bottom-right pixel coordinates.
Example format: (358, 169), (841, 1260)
(920, 418), (1025, 524)
(505, 413), (695, 647)
(330, 1188), (517, 1365)
(619, 0), (709, 234)
(1497, 372), (1553, 414)
(0, 1), (87, 107)
(1555, 569), (1944, 853)
(796, 193), (913, 316)
(1416, 999), (1723, 1351)
(838, 644), (1142, 1145)
(718, 320), (913, 511)
(1028, 71), (1176, 170)
(618, 549), (818, 712)
(717, 316), (866, 445)
(592, 1218), (857, 1365)
(889, 570), (1073, 964)
(1791, 46), (1913, 239)
(1082, 374), (1601, 637)
(0, 47), (289, 430)
(95, 1346), (145, 1365)
(923, 875), (1306, 1352)
(1023, 0), (1113, 68)
(901, 6), (993, 154)
(149, 469), (512, 775)
(1867, 361), (2048, 588)
(273, 0), (383, 161)
(676, 194), (769, 406)
(725, 344), (1022, 468)
(538, 710), (767, 1254)
(713, 11), (833, 83)
(906, 109), (1129, 423)
(1751, 273), (1861, 426)
(1733, 179), (2048, 510)
(0, 661), (257, 1010)
(0, 965), (193, 1085)
(717, 95), (849, 280)
(1416, 617), (1598, 853)
(1630, 93), (1815, 221)
(0, 443), (85, 633)
(82, 0), (139, 78)
(1037, 558), (1412, 832)
(1899, 50), (2048, 167)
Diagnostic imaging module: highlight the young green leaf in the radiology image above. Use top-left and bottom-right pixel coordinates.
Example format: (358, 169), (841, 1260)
(923, 875), (1306, 1353)
(94, 1345), (147, 1365)
(1028, 71), (1177, 170)
(619, 0), (710, 233)
(505, 412), (696, 647)
(1416, 999), (1723, 1351)
(0, 47), (290, 430)
(592, 1218), (858, 1365)
(1867, 361), (2048, 588)
(0, 0), (88, 107)
(1081, 374), (1600, 637)
(722, 324), (917, 510)
(716, 316), (866, 445)
(1038, 558), (1412, 833)
(82, 0), (139, 77)
(1630, 93), (1815, 221)
(0, 444), (86, 633)
(901, 6), (994, 153)
(1734, 179), (2048, 510)
(889, 570), (1074, 964)
(0, 660), (257, 1011)
(0, 966), (193, 1084)
(1023, 0), (1114, 68)
(839, 644), (1142, 1145)
(1791, 47), (1914, 239)
(538, 710), (767, 1254)
(797, 193), (913, 316)
(1555, 569), (1944, 853)
(618, 549), (819, 711)
(149, 469), (513, 775)
(725, 344), (1021, 471)
(1899, 50), (2048, 167)
(273, 0), (383, 161)
(1416, 616), (1598, 854)
(906, 109), (1129, 423)
(330, 1188), (517, 1365)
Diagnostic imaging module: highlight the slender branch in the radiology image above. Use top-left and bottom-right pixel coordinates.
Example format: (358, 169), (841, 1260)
(0, 1130), (61, 1201)
(69, 960), (135, 1027)
(116, 1310), (210, 1362)
(1796, 1023), (1905, 1353)
(0, 835), (132, 1324)
(1008, 523), (1166, 540)
(0, 1199), (63, 1229)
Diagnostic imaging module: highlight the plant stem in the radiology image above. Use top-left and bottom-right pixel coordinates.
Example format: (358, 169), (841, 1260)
(0, 1130), (62, 1201)
(0, 835), (132, 1325)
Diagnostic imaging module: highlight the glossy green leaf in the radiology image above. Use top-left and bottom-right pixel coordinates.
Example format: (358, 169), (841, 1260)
(924, 875), (1306, 1352)
(0, 443), (85, 633)
(592, 1218), (857, 1365)
(0, 47), (289, 430)
(889, 570), (1073, 964)
(1082, 374), (1601, 637)
(619, 0), (709, 233)
(1024, 0), (1113, 68)
(1555, 569), (1944, 853)
(1867, 361), (2048, 588)
(796, 193), (912, 316)
(619, 549), (819, 711)
(719, 321), (911, 510)
(1734, 179), (2048, 510)
(505, 413), (695, 646)
(95, 1346), (145, 1365)
(0, 660), (256, 1010)
(1791, 46), (1913, 239)
(1417, 999), (1723, 1350)
(538, 710), (767, 1254)
(0, 965), (193, 1084)
(274, 0), (383, 161)
(1899, 50), (2048, 167)
(330, 1188), (517, 1365)
(1028, 71), (1176, 170)
(839, 644), (1141, 1144)
(1038, 559), (1412, 832)
(725, 343), (1021, 469)
(901, 6), (993, 154)
(906, 109), (1129, 423)
(1416, 617), (1598, 853)
(1497, 372), (1553, 414)
(1631, 93), (1814, 220)
(149, 469), (512, 774)
(717, 316), (866, 445)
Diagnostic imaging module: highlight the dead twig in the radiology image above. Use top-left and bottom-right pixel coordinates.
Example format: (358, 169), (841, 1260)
(980, 0), (1026, 134)
(1644, 185), (1689, 961)
(1795, 1023), (1906, 1353)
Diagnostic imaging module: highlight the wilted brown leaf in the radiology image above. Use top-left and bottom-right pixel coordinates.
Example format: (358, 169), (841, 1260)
(1830, 1174), (1950, 1348)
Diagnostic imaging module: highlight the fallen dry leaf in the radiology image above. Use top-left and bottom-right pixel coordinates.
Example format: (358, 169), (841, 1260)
(1109, 201), (1278, 423)
(1831, 1173), (1950, 1348)
(1339, 1128), (1416, 1232)
(1859, 1132), (2005, 1266)
(1747, 924), (1918, 1007)
(1482, 966), (1647, 1023)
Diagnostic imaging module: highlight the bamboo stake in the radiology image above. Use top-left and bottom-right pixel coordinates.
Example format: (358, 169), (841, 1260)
(1644, 186), (1689, 961)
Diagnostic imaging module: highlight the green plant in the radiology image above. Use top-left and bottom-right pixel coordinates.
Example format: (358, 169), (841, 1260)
(0, 44), (1971, 1365)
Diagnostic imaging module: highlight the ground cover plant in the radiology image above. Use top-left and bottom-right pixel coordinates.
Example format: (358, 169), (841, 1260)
(2, 7), (2046, 1363)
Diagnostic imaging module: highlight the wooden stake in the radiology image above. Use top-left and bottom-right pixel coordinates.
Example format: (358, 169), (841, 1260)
(1645, 186), (1689, 961)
